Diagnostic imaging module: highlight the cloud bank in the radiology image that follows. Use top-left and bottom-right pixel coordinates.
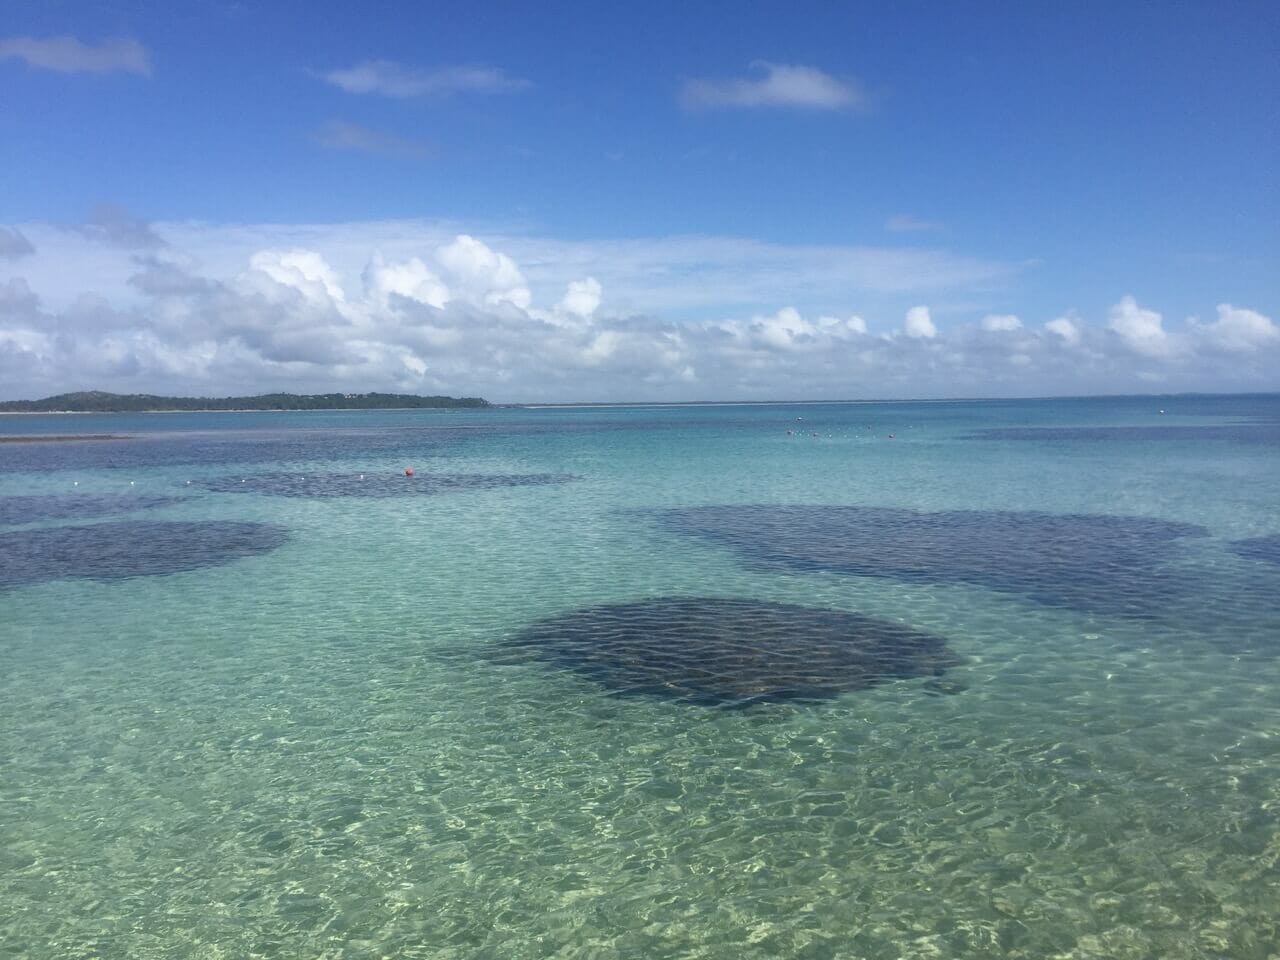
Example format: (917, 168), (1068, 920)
(1, 220), (1275, 402)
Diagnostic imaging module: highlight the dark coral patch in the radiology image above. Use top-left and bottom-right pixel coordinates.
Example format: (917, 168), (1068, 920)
(1230, 534), (1280, 566)
(660, 506), (1208, 618)
(0, 494), (184, 526)
(199, 472), (576, 498)
(0, 521), (288, 587)
(497, 597), (962, 707)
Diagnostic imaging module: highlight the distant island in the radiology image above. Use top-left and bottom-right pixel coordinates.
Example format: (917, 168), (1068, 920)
(0, 390), (491, 413)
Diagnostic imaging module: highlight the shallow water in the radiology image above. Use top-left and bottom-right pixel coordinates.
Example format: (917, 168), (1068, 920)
(2, 397), (1278, 959)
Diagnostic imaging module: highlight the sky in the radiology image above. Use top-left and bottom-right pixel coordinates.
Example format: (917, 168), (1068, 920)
(1, 0), (1277, 402)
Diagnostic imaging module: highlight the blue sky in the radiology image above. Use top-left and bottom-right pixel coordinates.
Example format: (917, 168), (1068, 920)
(1, 0), (1277, 401)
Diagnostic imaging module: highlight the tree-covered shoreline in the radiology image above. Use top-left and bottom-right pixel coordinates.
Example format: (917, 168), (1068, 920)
(0, 391), (490, 413)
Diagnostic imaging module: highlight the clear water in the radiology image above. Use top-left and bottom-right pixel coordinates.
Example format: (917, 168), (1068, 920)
(2, 397), (1278, 959)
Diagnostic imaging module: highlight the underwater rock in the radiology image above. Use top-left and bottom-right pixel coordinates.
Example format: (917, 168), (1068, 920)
(659, 505), (1208, 618)
(497, 597), (962, 707)
(200, 471), (577, 498)
(0, 520), (288, 587)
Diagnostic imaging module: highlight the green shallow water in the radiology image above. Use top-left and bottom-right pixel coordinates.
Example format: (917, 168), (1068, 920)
(2, 398), (1278, 959)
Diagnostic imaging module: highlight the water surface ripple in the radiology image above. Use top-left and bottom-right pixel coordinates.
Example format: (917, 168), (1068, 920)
(2, 397), (1278, 959)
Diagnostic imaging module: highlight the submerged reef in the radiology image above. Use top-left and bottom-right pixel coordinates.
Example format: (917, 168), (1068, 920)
(659, 505), (1208, 618)
(0, 520), (288, 587)
(496, 597), (962, 707)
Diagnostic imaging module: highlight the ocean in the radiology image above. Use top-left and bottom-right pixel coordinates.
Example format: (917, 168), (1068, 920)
(2, 396), (1278, 959)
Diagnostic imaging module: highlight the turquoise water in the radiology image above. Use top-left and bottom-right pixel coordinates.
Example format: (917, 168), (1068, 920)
(2, 397), (1278, 959)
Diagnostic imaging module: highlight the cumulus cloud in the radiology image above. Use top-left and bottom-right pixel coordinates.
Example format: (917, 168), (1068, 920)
(818, 314), (867, 337)
(247, 249), (347, 303)
(1108, 295), (1176, 358)
(435, 235), (531, 309)
(904, 306), (937, 339)
(1044, 316), (1080, 346)
(755, 307), (815, 350)
(0, 35), (150, 75)
(321, 60), (527, 97)
(981, 313), (1022, 332)
(0, 227), (34, 259)
(557, 277), (602, 319)
(711, 308), (870, 361)
(682, 62), (870, 111)
(364, 255), (449, 309)
(313, 120), (432, 159)
(1195, 304), (1279, 353)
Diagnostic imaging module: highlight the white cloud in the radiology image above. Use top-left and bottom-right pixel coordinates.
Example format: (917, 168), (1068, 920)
(557, 277), (602, 319)
(904, 305), (937, 339)
(1045, 316), (1080, 346)
(682, 62), (869, 111)
(0, 35), (150, 75)
(321, 60), (526, 98)
(1108, 295), (1176, 358)
(4, 219), (1275, 402)
(0, 227), (34, 259)
(248, 249), (347, 303)
(1196, 303), (1279, 353)
(817, 314), (868, 337)
(756, 307), (815, 350)
(435, 235), (531, 309)
(364, 255), (450, 309)
(981, 313), (1022, 332)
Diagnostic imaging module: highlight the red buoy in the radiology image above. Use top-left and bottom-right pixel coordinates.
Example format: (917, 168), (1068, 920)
(405, 468), (414, 477)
